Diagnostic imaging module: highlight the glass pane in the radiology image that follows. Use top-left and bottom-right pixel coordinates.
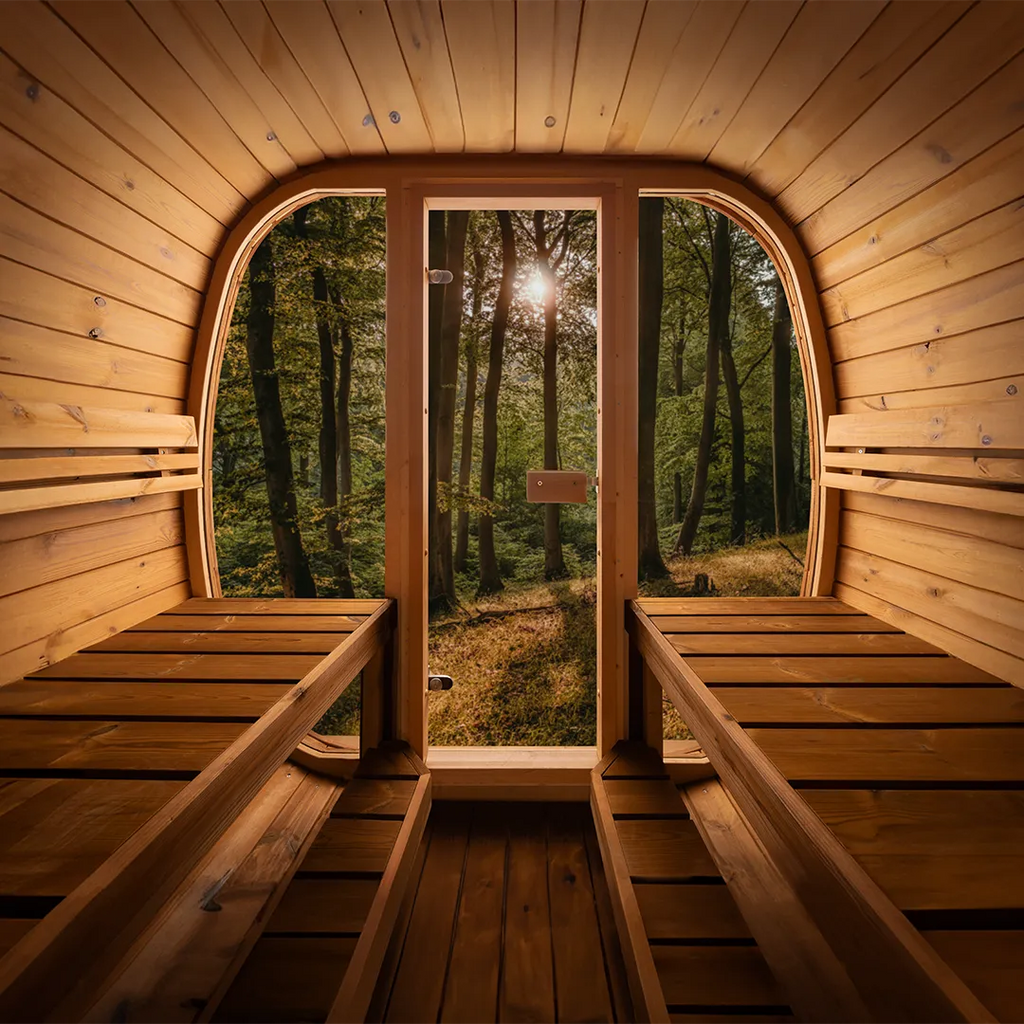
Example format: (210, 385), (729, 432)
(636, 197), (811, 740)
(427, 210), (598, 746)
(211, 195), (387, 737)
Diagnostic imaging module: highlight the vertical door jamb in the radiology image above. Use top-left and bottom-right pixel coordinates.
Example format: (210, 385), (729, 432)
(385, 182), (429, 758)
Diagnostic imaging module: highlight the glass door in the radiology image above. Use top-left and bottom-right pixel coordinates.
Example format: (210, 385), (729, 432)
(424, 208), (599, 747)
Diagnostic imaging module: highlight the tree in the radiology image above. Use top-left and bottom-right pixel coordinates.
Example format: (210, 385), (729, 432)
(720, 236), (746, 546)
(455, 242), (484, 573)
(672, 309), (687, 523)
(771, 276), (798, 534)
(244, 234), (316, 597)
(534, 210), (575, 580)
(293, 206), (354, 596)
(478, 211), (516, 595)
(638, 197), (668, 579)
(330, 279), (356, 597)
(435, 210), (469, 609)
(675, 212), (731, 556)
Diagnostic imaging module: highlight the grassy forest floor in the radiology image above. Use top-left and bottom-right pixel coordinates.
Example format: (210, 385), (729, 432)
(317, 531), (808, 744)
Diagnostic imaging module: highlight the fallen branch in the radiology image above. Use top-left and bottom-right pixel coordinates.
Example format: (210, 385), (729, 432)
(778, 540), (805, 567)
(430, 604), (563, 629)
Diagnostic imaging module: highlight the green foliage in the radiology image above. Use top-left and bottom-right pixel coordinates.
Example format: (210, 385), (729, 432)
(212, 196), (810, 744)
(212, 197), (387, 600)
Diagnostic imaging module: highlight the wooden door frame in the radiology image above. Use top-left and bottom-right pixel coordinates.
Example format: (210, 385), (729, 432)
(186, 156), (835, 761)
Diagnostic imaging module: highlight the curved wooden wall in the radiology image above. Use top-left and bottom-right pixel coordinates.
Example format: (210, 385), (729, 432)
(0, 0), (1020, 687)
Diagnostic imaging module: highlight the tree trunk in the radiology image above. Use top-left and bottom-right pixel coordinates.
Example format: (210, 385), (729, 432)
(672, 311), (686, 524)
(721, 313), (745, 546)
(674, 212), (731, 556)
(332, 286), (356, 598)
(638, 198), (668, 579)
(295, 207), (350, 594)
(244, 234), (316, 597)
(427, 211), (446, 607)
(455, 245), (483, 573)
(536, 211), (566, 580)
(435, 210), (469, 609)
(771, 277), (798, 535)
(478, 211), (516, 595)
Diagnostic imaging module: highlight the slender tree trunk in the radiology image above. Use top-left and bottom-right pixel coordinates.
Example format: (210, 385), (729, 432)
(672, 311), (686, 524)
(638, 198), (668, 579)
(674, 212), (731, 556)
(332, 286), (356, 598)
(244, 235), (316, 597)
(427, 211), (446, 606)
(435, 210), (468, 608)
(455, 246), (483, 573)
(721, 315), (745, 546)
(771, 277), (798, 535)
(478, 211), (515, 595)
(295, 208), (348, 593)
(536, 211), (566, 580)
(797, 405), (807, 521)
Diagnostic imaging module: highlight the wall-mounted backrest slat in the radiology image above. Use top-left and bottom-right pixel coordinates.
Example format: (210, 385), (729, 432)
(0, 400), (197, 450)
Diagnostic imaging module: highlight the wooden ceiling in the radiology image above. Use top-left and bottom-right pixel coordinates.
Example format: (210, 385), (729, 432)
(6, 0), (1001, 230)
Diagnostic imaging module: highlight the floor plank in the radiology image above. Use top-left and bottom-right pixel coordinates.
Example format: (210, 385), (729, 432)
(441, 806), (506, 1024)
(302, 818), (401, 874)
(547, 804), (614, 1024)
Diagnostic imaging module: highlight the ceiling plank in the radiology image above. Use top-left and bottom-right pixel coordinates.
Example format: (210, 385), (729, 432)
(746, 0), (966, 198)
(173, 0), (325, 168)
(632, 0), (743, 155)
(0, 0), (243, 223)
(667, 0), (802, 163)
(387, 0), (464, 152)
(708, 0), (884, 176)
(562, 0), (644, 154)
(263, 0), (384, 156)
(777, 1), (1024, 225)
(606, 0), (697, 155)
(442, 0), (515, 153)
(52, 0), (272, 198)
(515, 0), (580, 153)
(327, 0), (433, 154)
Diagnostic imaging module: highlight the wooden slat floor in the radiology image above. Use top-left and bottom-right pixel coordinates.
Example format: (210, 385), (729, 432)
(0, 598), (376, 967)
(373, 800), (632, 1024)
(643, 597), (1024, 1023)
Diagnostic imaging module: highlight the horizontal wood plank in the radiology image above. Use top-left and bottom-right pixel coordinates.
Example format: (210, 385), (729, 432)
(667, 633), (941, 656)
(0, 719), (245, 773)
(751, 728), (1024, 782)
(0, 681), (288, 720)
(31, 653), (324, 681)
(89, 632), (344, 654)
(129, 614), (365, 633)
(689, 656), (998, 685)
(645, 614), (893, 634)
(714, 686), (1024, 725)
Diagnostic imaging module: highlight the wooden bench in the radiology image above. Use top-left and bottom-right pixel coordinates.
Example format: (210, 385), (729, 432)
(0, 597), (395, 1020)
(0, 398), (202, 515)
(626, 596), (1022, 1022)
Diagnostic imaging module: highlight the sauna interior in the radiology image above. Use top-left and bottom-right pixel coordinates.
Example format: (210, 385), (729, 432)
(1, 1), (1023, 1021)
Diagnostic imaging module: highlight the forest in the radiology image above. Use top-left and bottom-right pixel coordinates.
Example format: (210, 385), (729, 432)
(212, 196), (809, 745)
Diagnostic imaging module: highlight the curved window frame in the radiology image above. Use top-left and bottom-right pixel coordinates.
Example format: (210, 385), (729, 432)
(187, 158), (837, 757)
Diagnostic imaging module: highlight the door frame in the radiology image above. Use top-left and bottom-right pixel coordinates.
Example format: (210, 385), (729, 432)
(187, 157), (835, 763)
(395, 180), (629, 762)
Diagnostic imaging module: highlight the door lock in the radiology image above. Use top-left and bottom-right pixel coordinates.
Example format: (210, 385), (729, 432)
(428, 673), (454, 691)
